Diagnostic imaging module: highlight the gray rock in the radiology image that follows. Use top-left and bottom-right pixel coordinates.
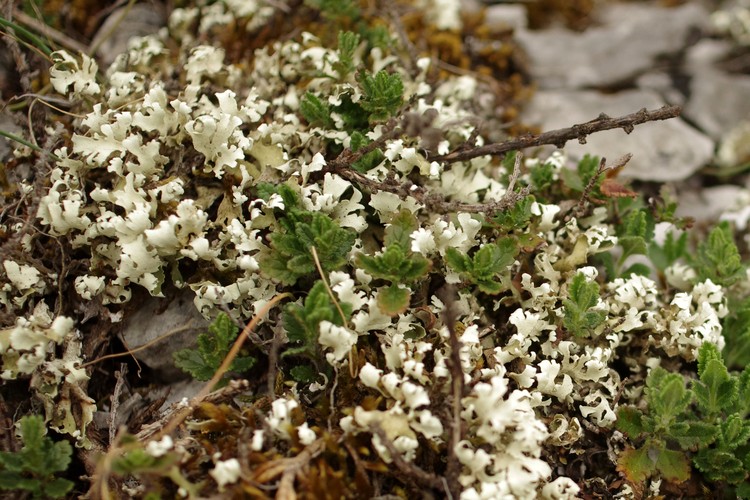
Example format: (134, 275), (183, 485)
(683, 66), (750, 141)
(521, 89), (714, 182)
(91, 3), (167, 69)
(676, 185), (746, 222)
(119, 290), (210, 378)
(484, 4), (528, 31)
(515, 3), (708, 89)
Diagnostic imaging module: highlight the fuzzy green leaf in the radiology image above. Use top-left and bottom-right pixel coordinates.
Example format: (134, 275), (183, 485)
(563, 272), (606, 337)
(357, 69), (403, 122)
(333, 31), (360, 78)
(173, 313), (256, 381)
(356, 245), (430, 283)
(377, 284), (410, 316)
(695, 447), (747, 484)
(349, 131), (384, 172)
(262, 206), (356, 285)
(492, 196), (534, 232)
(694, 222), (745, 287)
(300, 92), (334, 128)
(384, 210), (419, 249)
(283, 281), (351, 353)
(445, 247), (471, 273)
(655, 447), (692, 483)
(645, 367), (692, 425)
(717, 414), (750, 450)
(693, 358), (738, 417)
(290, 364), (319, 383)
(617, 445), (654, 484)
(668, 420), (717, 449)
(446, 240), (517, 294)
(616, 406), (646, 438)
(0, 415), (74, 499)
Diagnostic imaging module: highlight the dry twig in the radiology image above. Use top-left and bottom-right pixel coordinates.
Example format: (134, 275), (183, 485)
(429, 105), (681, 163)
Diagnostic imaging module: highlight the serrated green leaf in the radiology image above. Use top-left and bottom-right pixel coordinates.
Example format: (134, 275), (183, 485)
(357, 69), (403, 123)
(377, 284), (410, 316)
(577, 154), (601, 186)
(646, 368), (692, 425)
(492, 196), (535, 231)
(173, 313), (255, 382)
(384, 210), (418, 249)
(300, 92), (334, 128)
(621, 262), (651, 278)
(0, 415), (73, 498)
(333, 31), (360, 78)
(563, 272), (606, 337)
(655, 447), (691, 483)
(698, 342), (723, 379)
(42, 477), (75, 498)
(718, 414), (750, 450)
(693, 358), (738, 417)
(617, 445), (655, 484)
(738, 366), (750, 417)
(694, 222), (745, 287)
(290, 364), (318, 383)
(695, 447), (747, 483)
(283, 281), (352, 362)
(616, 406), (646, 438)
(668, 420), (717, 449)
(262, 207), (356, 285)
(445, 247), (471, 273)
(475, 278), (504, 295)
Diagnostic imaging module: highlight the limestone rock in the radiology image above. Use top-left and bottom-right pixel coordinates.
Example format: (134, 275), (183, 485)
(515, 3), (708, 89)
(119, 290), (210, 378)
(521, 89), (714, 182)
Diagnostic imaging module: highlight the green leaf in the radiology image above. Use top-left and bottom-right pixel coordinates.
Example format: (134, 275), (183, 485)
(492, 196), (535, 232)
(718, 414), (750, 450)
(563, 272), (606, 337)
(693, 358), (738, 417)
(356, 245), (430, 283)
(0, 415), (73, 498)
(616, 406), (646, 438)
(445, 247), (471, 273)
(723, 299), (750, 370)
(617, 445), (655, 484)
(668, 420), (717, 449)
(300, 92), (334, 128)
(350, 131), (383, 172)
(283, 281), (352, 360)
(261, 203), (356, 285)
(649, 230), (687, 271)
(173, 313), (256, 382)
(695, 448), (747, 484)
(645, 367), (692, 426)
(333, 31), (360, 78)
(384, 210), (419, 249)
(357, 69), (403, 123)
(445, 240), (518, 294)
(530, 161), (555, 191)
(290, 364), (319, 383)
(655, 447), (691, 483)
(377, 284), (410, 316)
(693, 221), (745, 287)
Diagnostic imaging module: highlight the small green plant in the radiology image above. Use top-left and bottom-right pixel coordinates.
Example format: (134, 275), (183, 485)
(0, 415), (74, 499)
(356, 69), (404, 123)
(333, 31), (360, 79)
(259, 185), (356, 285)
(562, 272), (606, 337)
(692, 222), (745, 287)
(445, 238), (518, 295)
(648, 229), (688, 272)
(356, 210), (431, 315)
(173, 313), (256, 382)
(282, 280), (352, 381)
(616, 343), (750, 495)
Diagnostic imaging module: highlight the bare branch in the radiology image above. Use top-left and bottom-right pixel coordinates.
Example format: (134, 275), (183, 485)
(429, 105), (681, 164)
(370, 425), (446, 493)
